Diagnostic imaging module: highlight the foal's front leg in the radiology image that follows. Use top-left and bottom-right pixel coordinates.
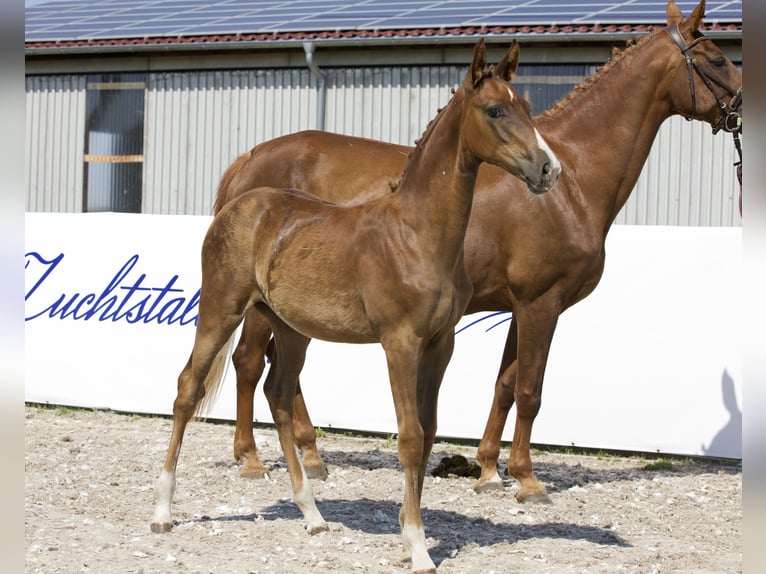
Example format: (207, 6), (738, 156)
(384, 341), (437, 574)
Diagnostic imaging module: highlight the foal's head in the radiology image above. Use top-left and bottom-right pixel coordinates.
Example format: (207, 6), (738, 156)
(662, 0), (742, 134)
(458, 39), (560, 195)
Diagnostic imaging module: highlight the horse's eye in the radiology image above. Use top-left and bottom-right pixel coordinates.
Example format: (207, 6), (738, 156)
(487, 107), (503, 119)
(711, 56), (727, 68)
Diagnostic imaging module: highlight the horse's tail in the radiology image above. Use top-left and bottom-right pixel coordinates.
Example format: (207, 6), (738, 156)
(194, 331), (237, 420)
(213, 150), (253, 215)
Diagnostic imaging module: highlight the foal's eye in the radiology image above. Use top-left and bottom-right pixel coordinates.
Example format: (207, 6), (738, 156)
(487, 107), (503, 118)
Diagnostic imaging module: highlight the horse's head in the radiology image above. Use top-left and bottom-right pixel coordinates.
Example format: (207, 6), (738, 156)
(663, 0), (742, 134)
(459, 39), (560, 195)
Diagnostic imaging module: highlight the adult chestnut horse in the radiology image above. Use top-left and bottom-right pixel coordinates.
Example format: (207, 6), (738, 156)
(211, 0), (742, 502)
(151, 40), (559, 572)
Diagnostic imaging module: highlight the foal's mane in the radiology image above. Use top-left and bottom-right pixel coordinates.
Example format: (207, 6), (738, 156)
(535, 28), (656, 122)
(398, 68), (496, 185)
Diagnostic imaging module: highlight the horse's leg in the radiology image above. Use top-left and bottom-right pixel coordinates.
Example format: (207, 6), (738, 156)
(232, 308), (272, 478)
(151, 304), (244, 532)
(383, 339), (436, 574)
(260, 310), (327, 535)
(474, 316), (519, 493)
(480, 303), (559, 503)
(232, 309), (326, 479)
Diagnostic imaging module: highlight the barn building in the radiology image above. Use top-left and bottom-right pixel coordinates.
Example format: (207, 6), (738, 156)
(25, 0), (742, 225)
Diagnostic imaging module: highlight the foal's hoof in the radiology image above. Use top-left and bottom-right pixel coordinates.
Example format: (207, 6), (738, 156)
(240, 467), (270, 479)
(306, 522), (329, 536)
(150, 521), (173, 534)
(239, 458), (271, 479)
(304, 464), (329, 481)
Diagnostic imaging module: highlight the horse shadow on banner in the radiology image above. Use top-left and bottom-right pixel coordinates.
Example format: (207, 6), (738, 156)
(701, 369), (742, 459)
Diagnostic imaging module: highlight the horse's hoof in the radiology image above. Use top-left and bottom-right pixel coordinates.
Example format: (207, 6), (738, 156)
(150, 521), (173, 533)
(472, 477), (504, 494)
(305, 465), (329, 481)
(413, 569), (437, 574)
(517, 491), (553, 505)
(306, 522), (329, 536)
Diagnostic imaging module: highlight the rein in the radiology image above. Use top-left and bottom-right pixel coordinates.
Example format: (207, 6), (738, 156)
(664, 24), (742, 185)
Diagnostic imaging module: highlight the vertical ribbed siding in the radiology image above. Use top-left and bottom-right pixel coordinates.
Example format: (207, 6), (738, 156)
(144, 69), (315, 215)
(616, 116), (740, 226)
(25, 75), (86, 212)
(325, 65), (462, 146)
(27, 67), (741, 226)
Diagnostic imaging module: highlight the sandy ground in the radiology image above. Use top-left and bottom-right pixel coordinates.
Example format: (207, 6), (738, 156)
(25, 405), (741, 573)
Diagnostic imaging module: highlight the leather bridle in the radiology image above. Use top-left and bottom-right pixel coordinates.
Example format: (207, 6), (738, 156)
(664, 24), (742, 184)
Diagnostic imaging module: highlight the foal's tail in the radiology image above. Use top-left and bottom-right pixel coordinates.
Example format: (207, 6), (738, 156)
(194, 331), (237, 419)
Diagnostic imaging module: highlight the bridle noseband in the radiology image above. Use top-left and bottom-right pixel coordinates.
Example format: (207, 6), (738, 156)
(664, 23), (742, 184)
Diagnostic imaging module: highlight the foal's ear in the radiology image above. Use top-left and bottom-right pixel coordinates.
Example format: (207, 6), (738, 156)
(468, 38), (487, 87)
(493, 40), (520, 82)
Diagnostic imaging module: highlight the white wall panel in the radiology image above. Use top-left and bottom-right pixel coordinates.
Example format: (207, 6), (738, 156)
(24, 213), (742, 458)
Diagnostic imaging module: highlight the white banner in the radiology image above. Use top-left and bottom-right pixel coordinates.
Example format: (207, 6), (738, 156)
(25, 213), (742, 458)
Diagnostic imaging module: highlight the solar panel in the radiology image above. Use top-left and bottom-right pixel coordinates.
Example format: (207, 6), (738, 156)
(25, 0), (742, 43)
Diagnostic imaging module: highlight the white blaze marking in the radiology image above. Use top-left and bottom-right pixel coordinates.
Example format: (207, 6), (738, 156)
(506, 86), (515, 102)
(534, 128), (561, 172)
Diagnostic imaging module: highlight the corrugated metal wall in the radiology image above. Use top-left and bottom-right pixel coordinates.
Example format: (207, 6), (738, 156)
(26, 68), (741, 226)
(616, 116), (741, 226)
(25, 75), (86, 212)
(144, 69), (317, 215)
(326, 66), (462, 145)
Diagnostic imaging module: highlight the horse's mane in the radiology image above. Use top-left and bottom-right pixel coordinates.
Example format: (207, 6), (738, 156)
(535, 29), (656, 122)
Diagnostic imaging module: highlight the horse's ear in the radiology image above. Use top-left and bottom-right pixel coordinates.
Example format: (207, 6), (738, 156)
(493, 40), (520, 82)
(467, 38), (487, 88)
(666, 0), (684, 26)
(687, 0), (706, 30)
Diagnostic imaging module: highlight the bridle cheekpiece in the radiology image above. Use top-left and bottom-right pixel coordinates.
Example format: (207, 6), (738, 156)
(664, 23), (742, 182)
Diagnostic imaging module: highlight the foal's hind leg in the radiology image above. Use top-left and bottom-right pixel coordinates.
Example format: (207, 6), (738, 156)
(264, 335), (327, 479)
(260, 308), (328, 535)
(151, 309), (243, 533)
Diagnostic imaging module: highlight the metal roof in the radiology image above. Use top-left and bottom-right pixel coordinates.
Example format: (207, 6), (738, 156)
(25, 0), (742, 52)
